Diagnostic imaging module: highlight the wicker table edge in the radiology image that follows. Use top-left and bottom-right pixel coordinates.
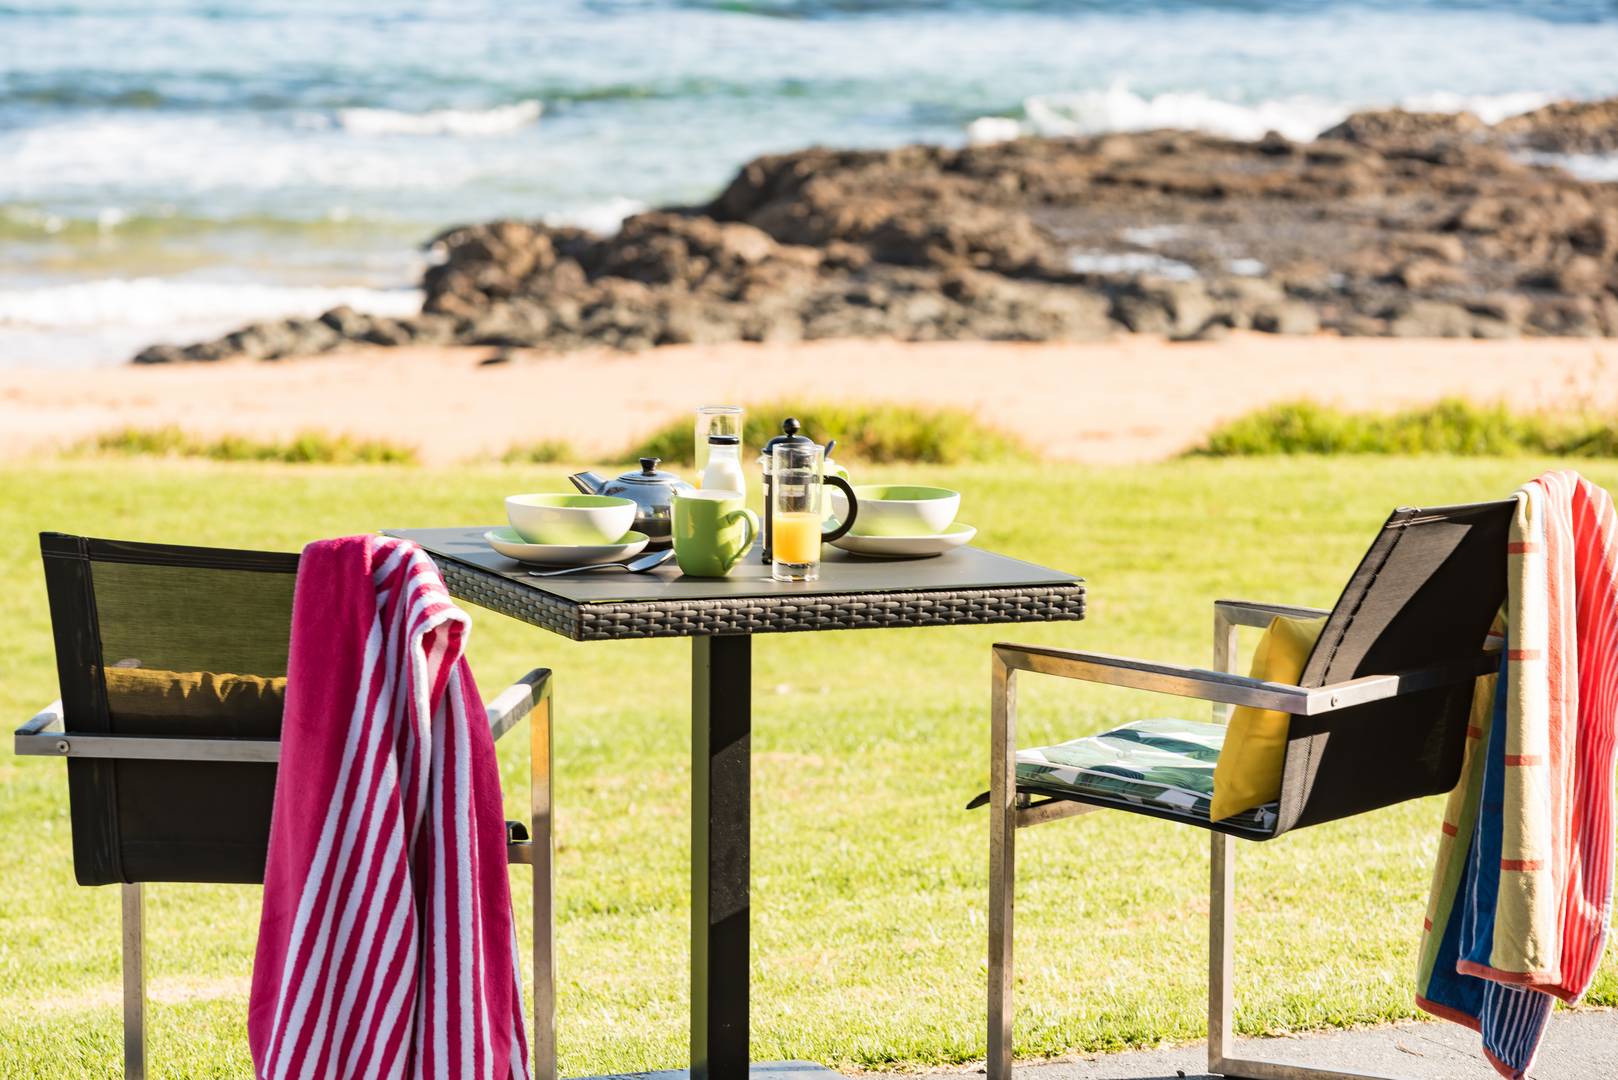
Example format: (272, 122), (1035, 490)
(433, 558), (1085, 641)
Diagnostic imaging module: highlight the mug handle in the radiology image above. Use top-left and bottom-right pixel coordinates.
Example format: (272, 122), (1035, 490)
(721, 508), (761, 571)
(822, 476), (858, 543)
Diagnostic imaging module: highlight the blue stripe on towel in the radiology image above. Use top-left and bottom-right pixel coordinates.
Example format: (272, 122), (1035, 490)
(1459, 667), (1509, 973)
(1416, 654), (1555, 1080)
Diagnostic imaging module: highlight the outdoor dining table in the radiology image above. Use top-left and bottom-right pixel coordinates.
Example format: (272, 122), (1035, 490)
(386, 526), (1085, 1080)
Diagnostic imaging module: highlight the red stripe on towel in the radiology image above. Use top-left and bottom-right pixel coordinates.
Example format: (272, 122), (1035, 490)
(1501, 859), (1544, 872)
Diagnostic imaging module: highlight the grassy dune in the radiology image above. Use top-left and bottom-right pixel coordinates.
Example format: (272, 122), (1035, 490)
(1, 457), (1614, 1077)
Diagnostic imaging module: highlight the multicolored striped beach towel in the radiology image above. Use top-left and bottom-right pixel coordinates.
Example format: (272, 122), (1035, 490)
(1416, 470), (1618, 1079)
(248, 535), (530, 1080)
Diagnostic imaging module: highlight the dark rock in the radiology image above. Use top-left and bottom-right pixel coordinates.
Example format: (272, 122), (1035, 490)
(1469, 315), (1519, 340)
(464, 303), (552, 347)
(1110, 278), (1211, 338)
(1394, 259), (1465, 290)
(1332, 312), (1390, 337)
(1528, 296), (1603, 337)
(1178, 320), (1230, 342)
(1252, 302), (1321, 335)
(1210, 276), (1285, 307)
(1396, 233), (1467, 264)
(181, 340), (235, 362)
(131, 344), (188, 364)
(1554, 255), (1609, 296)
(359, 318), (414, 347)
(1467, 293), (1532, 325)
(1448, 197), (1515, 235)
(1388, 300), (1484, 338)
(319, 305), (372, 337)
(400, 313), (459, 345)
(1599, 295), (1618, 336)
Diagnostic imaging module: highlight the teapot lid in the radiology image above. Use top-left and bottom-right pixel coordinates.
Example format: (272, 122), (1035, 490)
(760, 417), (819, 454)
(618, 456), (682, 484)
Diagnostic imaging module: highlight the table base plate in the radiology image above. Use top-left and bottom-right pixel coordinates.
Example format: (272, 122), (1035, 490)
(575, 1061), (838, 1080)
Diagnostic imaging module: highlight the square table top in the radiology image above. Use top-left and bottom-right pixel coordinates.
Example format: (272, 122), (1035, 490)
(386, 526), (1085, 641)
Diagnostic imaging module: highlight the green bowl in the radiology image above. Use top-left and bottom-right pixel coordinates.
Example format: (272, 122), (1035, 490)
(506, 493), (637, 545)
(849, 484), (961, 537)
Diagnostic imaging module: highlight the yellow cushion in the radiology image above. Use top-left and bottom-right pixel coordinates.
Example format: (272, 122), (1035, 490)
(103, 667), (286, 737)
(1209, 614), (1326, 822)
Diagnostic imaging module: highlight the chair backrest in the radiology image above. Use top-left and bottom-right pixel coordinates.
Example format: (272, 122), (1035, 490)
(40, 533), (299, 885)
(1274, 500), (1515, 834)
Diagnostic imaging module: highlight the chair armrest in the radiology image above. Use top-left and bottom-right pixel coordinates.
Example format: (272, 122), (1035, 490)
(16, 700), (64, 744)
(486, 668), (552, 743)
(15, 668), (553, 763)
(1214, 599), (1330, 629)
(993, 643), (1498, 716)
(15, 696), (280, 762)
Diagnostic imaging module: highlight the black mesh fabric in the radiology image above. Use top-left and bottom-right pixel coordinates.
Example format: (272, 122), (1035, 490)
(1275, 501), (1515, 834)
(42, 535), (298, 885)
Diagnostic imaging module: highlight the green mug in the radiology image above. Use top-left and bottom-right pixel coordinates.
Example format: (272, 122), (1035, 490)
(673, 489), (760, 578)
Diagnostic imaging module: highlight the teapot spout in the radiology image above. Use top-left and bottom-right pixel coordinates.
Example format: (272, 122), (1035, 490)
(568, 471), (608, 495)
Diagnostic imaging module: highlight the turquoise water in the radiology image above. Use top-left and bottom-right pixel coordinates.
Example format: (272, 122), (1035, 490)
(5, 0), (1618, 364)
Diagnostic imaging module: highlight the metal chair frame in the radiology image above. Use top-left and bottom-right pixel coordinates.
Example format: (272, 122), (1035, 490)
(16, 667), (558, 1080)
(987, 598), (1499, 1080)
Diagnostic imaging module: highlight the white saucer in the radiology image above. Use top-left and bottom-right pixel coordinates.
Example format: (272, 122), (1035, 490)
(485, 527), (650, 567)
(830, 523), (976, 558)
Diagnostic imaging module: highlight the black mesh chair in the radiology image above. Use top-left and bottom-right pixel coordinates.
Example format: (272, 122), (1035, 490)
(982, 501), (1513, 1080)
(14, 534), (558, 1080)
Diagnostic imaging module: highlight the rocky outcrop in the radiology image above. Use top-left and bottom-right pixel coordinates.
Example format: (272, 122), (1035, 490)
(134, 97), (1618, 362)
(1316, 109), (1490, 150)
(1497, 99), (1618, 155)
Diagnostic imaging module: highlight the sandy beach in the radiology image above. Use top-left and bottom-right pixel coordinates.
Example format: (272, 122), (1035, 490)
(6, 333), (1616, 466)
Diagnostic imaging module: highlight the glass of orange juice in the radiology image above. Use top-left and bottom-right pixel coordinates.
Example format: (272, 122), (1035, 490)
(769, 443), (856, 581)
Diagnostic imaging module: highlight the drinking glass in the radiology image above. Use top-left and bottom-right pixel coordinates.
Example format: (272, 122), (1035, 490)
(770, 443), (833, 582)
(694, 405), (743, 478)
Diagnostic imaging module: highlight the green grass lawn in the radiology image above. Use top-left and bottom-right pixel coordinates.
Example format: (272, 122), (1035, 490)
(1, 457), (1614, 1078)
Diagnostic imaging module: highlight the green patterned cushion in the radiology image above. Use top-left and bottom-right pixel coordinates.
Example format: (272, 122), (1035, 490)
(1017, 718), (1277, 833)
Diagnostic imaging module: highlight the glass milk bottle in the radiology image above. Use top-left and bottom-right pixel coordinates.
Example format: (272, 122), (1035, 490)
(700, 433), (746, 497)
(694, 405), (743, 479)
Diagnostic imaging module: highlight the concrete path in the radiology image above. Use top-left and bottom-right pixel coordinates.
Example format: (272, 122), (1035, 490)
(896, 1010), (1617, 1080)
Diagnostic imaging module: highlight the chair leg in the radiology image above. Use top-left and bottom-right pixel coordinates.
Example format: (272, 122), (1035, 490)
(1206, 835), (1401, 1080)
(1208, 833), (1235, 1072)
(122, 882), (146, 1080)
(987, 652), (1017, 1080)
(531, 689), (557, 1080)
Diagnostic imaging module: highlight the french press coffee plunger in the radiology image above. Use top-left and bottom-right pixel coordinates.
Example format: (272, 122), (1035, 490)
(758, 417), (858, 564)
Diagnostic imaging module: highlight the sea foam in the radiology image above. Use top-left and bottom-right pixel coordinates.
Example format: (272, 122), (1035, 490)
(0, 278), (421, 330)
(988, 85), (1564, 145)
(0, 278), (425, 369)
(335, 100), (544, 137)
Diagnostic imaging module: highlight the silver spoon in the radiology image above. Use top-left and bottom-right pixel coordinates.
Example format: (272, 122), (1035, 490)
(528, 547), (674, 577)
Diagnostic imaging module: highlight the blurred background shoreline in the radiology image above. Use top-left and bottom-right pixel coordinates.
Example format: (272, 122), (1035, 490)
(9, 0), (1618, 369)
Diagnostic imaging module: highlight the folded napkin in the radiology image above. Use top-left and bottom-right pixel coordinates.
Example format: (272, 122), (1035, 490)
(1416, 470), (1618, 1079)
(249, 535), (529, 1080)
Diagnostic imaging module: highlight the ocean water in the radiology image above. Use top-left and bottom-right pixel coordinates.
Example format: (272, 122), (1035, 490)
(5, 0), (1618, 366)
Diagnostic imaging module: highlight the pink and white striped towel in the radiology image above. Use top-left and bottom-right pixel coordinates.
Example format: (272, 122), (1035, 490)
(249, 535), (529, 1080)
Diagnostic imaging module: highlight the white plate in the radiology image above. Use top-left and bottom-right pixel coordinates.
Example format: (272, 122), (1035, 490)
(485, 527), (649, 566)
(830, 523), (977, 558)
